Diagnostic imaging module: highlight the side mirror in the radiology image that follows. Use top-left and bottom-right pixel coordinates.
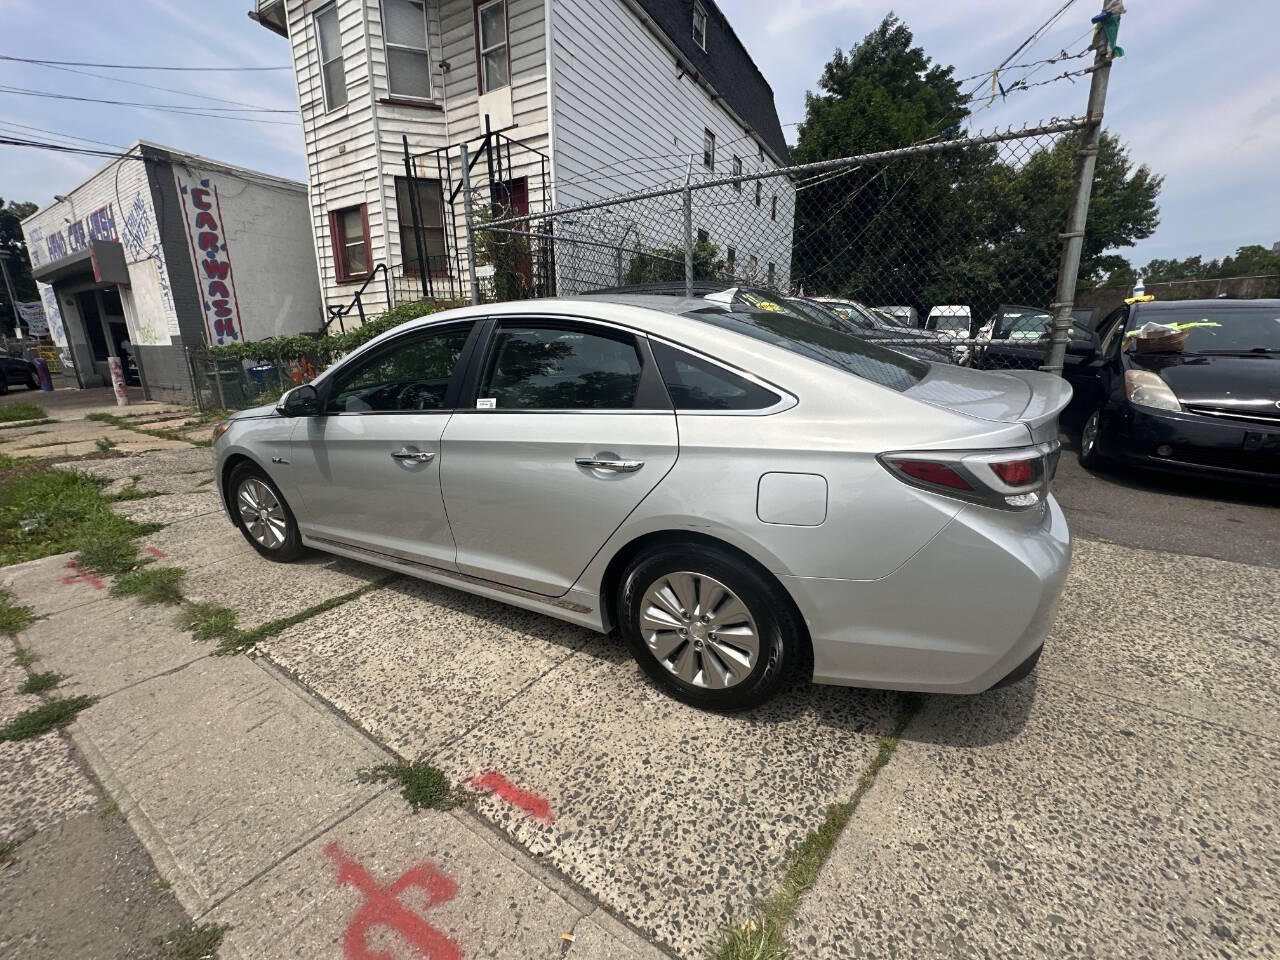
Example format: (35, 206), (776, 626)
(277, 383), (320, 417)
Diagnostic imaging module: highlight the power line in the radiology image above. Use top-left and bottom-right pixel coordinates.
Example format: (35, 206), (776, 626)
(0, 117), (125, 149)
(0, 85), (299, 125)
(12, 59), (296, 112)
(0, 135), (144, 160)
(0, 54), (290, 72)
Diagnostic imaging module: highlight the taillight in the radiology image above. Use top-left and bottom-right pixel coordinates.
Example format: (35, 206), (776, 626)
(878, 443), (1057, 510)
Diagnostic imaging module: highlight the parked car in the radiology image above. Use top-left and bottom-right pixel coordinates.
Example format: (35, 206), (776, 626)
(814, 298), (909, 329)
(214, 297), (1072, 709)
(972, 304), (1101, 398)
(780, 296), (954, 363)
(925, 305), (973, 339)
(1077, 299), (1280, 482)
(0, 347), (39, 394)
(877, 305), (920, 328)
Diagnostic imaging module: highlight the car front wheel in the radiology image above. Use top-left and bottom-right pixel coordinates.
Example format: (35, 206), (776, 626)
(228, 462), (305, 562)
(1078, 407), (1108, 470)
(618, 544), (802, 710)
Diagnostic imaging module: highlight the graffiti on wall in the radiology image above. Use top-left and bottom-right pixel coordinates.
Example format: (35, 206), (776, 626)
(38, 203), (118, 266)
(177, 175), (243, 345)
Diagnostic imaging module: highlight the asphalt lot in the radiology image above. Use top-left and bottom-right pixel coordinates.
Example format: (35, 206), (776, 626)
(2, 396), (1277, 958)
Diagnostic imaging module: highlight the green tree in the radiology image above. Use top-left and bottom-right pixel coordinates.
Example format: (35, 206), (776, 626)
(625, 239), (724, 285)
(0, 198), (40, 325)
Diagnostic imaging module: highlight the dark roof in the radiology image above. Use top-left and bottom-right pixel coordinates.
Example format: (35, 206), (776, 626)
(631, 0), (790, 163)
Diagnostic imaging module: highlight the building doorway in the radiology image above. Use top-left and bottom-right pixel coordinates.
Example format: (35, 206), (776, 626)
(76, 287), (139, 385)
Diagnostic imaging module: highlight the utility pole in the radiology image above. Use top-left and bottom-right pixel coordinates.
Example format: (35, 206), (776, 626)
(1043, 5), (1118, 374)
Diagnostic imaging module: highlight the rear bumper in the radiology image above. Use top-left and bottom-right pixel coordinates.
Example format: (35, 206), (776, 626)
(1101, 406), (1280, 481)
(788, 495), (1071, 694)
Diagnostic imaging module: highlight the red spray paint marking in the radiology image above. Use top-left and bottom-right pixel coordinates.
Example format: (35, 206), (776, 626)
(61, 560), (104, 591)
(468, 771), (555, 825)
(323, 842), (461, 960)
(145, 546), (167, 559)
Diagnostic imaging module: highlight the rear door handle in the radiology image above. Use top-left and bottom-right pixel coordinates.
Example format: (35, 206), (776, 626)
(575, 457), (644, 473)
(391, 447), (435, 464)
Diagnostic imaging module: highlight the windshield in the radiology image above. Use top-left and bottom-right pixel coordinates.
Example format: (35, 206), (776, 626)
(993, 308), (1052, 340)
(683, 307), (930, 392)
(1129, 305), (1280, 353)
(929, 312), (970, 334)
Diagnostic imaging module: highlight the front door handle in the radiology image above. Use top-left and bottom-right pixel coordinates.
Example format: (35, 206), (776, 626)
(391, 447), (435, 464)
(575, 457), (644, 473)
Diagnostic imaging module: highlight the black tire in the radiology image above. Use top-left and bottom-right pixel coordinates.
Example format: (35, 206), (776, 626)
(25, 370), (39, 390)
(1078, 407), (1107, 470)
(618, 543), (803, 711)
(0, 375), (8, 396)
(227, 461), (306, 562)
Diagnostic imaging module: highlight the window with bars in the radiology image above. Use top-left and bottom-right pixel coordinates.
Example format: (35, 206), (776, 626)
(771, 195), (778, 221)
(315, 4), (347, 111)
(476, 0), (509, 93)
(383, 0), (432, 99)
(394, 176), (448, 277)
(330, 205), (371, 282)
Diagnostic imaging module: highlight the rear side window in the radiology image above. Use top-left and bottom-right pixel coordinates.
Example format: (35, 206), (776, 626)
(684, 307), (929, 393)
(651, 341), (780, 410)
(478, 325), (643, 409)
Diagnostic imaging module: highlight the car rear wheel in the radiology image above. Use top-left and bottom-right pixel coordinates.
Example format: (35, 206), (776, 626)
(228, 462), (305, 562)
(25, 370), (38, 390)
(618, 544), (801, 710)
(1078, 407), (1108, 470)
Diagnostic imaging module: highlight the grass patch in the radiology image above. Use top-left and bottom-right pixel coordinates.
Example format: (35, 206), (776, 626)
(87, 411), (210, 448)
(76, 536), (144, 576)
(0, 402), (47, 424)
(0, 829), (35, 865)
(150, 922), (228, 960)
(176, 602), (239, 643)
(0, 587), (35, 637)
(98, 798), (121, 819)
(0, 695), (97, 741)
(211, 577), (394, 655)
(111, 482), (161, 502)
(110, 566), (185, 605)
(708, 697), (923, 960)
(357, 761), (456, 812)
(0, 417), (56, 431)
(94, 436), (118, 452)
(0, 461), (159, 567)
(20, 671), (62, 694)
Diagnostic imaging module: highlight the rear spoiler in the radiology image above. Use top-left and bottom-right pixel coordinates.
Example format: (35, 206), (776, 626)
(1004, 370), (1074, 443)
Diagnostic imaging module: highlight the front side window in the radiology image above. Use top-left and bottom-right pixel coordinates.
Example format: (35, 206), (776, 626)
(384, 0), (432, 99)
(702, 129), (715, 169)
(315, 4), (347, 110)
(652, 341), (780, 411)
(326, 325), (472, 412)
(732, 156), (742, 191)
(476, 0), (509, 93)
(394, 176), (448, 276)
(330, 205), (370, 282)
(692, 2), (707, 49)
(478, 326), (643, 410)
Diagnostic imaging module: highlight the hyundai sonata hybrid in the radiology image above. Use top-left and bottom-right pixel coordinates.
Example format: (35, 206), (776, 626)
(213, 296), (1072, 710)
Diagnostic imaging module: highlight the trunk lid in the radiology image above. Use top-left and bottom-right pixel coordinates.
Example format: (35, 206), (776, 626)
(904, 364), (1072, 443)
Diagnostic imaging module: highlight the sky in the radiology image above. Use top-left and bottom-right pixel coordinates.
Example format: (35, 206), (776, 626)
(2, 0), (1277, 268)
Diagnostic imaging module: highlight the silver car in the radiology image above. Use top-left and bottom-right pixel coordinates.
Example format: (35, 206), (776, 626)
(213, 296), (1072, 710)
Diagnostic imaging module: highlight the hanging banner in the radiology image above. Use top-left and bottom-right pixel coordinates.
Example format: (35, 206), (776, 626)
(176, 174), (244, 345)
(17, 301), (48, 336)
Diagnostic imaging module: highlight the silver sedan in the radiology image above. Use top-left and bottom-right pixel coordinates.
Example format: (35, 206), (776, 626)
(213, 295), (1072, 710)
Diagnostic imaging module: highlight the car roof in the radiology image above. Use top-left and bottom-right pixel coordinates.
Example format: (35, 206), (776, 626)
(1134, 298), (1280, 311)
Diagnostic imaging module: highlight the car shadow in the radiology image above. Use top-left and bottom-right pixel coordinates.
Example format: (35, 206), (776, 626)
(897, 676), (1040, 749)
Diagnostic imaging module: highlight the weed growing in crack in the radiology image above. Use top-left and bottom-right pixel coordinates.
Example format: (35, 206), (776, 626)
(357, 761), (457, 813)
(150, 922), (228, 960)
(20, 671), (62, 694)
(110, 566), (186, 606)
(0, 587), (34, 637)
(0, 696), (97, 741)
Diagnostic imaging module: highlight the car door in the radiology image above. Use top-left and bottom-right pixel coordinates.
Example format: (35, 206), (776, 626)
(287, 320), (477, 569)
(440, 317), (678, 597)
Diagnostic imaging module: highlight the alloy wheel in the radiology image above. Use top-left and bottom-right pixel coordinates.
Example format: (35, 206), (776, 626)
(237, 477), (288, 550)
(638, 572), (759, 689)
(1082, 412), (1099, 456)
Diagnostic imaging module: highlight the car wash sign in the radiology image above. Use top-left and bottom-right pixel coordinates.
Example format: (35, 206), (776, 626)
(177, 175), (244, 344)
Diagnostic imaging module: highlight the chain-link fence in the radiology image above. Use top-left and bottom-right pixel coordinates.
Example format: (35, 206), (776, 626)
(468, 119), (1098, 373)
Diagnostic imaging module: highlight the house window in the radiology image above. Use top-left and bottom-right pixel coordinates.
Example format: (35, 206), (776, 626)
(476, 0), (509, 93)
(693, 2), (707, 50)
(315, 4), (347, 111)
(330, 205), (371, 282)
(726, 246), (736, 270)
(383, 0), (432, 99)
(754, 181), (762, 207)
(732, 156), (742, 191)
(767, 262), (776, 287)
(394, 176), (448, 276)
(771, 195), (777, 221)
(697, 228), (709, 245)
(702, 129), (715, 169)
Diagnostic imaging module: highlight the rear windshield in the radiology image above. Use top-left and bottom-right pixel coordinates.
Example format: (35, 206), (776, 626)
(683, 307), (930, 392)
(994, 308), (1052, 340)
(1129, 305), (1280, 353)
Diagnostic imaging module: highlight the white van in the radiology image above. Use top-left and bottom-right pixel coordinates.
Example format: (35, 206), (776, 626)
(925, 305), (973, 339)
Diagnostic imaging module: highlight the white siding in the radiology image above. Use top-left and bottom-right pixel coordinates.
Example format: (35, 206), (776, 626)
(548, 0), (794, 290)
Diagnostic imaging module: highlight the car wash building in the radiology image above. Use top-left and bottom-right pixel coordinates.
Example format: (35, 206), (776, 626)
(23, 141), (322, 402)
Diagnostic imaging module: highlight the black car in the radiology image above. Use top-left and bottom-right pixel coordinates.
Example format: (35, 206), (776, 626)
(1075, 299), (1280, 482)
(0, 348), (39, 394)
(781, 296), (955, 363)
(972, 304), (1100, 381)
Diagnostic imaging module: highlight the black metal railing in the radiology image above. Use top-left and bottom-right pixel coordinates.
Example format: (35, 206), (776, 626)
(323, 262), (393, 335)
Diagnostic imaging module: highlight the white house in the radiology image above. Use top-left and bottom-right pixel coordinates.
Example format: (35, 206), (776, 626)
(251, 0), (794, 313)
(23, 142), (321, 402)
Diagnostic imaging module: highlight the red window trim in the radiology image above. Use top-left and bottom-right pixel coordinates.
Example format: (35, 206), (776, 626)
(329, 204), (372, 283)
(473, 0), (511, 95)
